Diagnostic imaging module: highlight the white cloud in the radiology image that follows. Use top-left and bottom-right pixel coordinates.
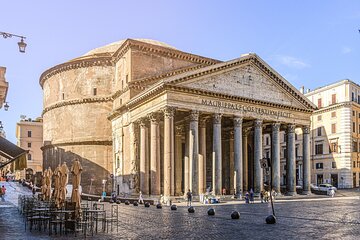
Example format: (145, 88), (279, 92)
(341, 46), (352, 54)
(274, 55), (310, 69)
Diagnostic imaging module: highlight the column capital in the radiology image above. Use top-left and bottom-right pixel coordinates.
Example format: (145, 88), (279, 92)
(189, 110), (199, 121)
(272, 122), (281, 132)
(199, 118), (207, 128)
(137, 117), (148, 127)
(242, 127), (251, 137)
(254, 119), (263, 128)
(287, 124), (296, 133)
(213, 113), (222, 124)
(148, 112), (161, 123)
(175, 126), (184, 136)
(162, 107), (176, 119)
(233, 117), (243, 127)
(302, 125), (310, 134)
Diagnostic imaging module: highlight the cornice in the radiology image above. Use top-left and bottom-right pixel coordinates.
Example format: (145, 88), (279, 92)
(42, 96), (112, 115)
(39, 57), (113, 88)
(313, 101), (353, 114)
(41, 140), (112, 150)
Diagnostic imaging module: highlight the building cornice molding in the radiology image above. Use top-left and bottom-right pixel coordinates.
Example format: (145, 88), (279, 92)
(313, 101), (353, 114)
(42, 96), (112, 115)
(41, 140), (112, 150)
(39, 57), (113, 88)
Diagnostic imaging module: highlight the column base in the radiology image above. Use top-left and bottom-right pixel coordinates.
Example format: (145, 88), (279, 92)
(286, 191), (297, 196)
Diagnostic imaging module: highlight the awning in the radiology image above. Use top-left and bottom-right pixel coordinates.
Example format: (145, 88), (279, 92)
(0, 136), (28, 169)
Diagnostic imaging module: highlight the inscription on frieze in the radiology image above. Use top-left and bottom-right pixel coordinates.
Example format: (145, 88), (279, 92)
(201, 99), (292, 119)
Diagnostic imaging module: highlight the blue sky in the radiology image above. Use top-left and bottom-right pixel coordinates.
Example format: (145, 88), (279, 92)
(0, 0), (359, 143)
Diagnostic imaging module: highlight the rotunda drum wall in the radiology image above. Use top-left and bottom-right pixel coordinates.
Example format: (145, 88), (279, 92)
(43, 66), (114, 107)
(43, 102), (112, 143)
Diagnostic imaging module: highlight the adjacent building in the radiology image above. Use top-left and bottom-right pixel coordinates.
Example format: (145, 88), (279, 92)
(16, 117), (43, 181)
(40, 38), (316, 196)
(304, 80), (360, 188)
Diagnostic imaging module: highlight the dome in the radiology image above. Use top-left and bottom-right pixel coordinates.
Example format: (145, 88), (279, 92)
(82, 38), (177, 57)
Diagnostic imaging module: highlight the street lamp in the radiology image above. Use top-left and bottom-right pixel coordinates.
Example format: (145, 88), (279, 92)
(4, 102), (9, 111)
(0, 31), (27, 53)
(260, 157), (276, 224)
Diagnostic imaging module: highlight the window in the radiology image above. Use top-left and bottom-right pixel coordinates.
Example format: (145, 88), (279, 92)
(352, 92), (355, 101)
(330, 142), (338, 153)
(62, 93), (65, 100)
(283, 148), (287, 158)
(353, 111), (355, 116)
(93, 88), (97, 96)
(126, 74), (129, 83)
(317, 98), (322, 108)
(353, 122), (356, 133)
(317, 115), (322, 121)
(315, 143), (323, 155)
(317, 127), (322, 136)
(332, 162), (337, 169)
(359, 113), (360, 118)
(27, 154), (32, 160)
(265, 137), (269, 146)
(353, 141), (358, 152)
(331, 124), (336, 134)
(27, 131), (32, 138)
(27, 142), (31, 148)
(316, 163), (323, 169)
(358, 95), (360, 104)
(331, 111), (336, 118)
(331, 94), (336, 104)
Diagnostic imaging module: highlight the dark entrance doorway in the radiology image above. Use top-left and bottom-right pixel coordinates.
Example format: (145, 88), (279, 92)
(331, 174), (338, 188)
(317, 174), (323, 185)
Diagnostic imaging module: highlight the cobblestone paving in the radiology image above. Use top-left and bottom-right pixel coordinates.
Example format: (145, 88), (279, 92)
(1, 181), (359, 240)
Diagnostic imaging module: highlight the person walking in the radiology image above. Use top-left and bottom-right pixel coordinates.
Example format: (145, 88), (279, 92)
(260, 191), (264, 203)
(1, 185), (6, 201)
(187, 189), (192, 206)
(245, 191), (250, 204)
(249, 188), (254, 203)
(138, 191), (144, 204)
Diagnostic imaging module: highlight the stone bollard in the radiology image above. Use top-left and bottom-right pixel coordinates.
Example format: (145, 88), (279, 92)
(207, 208), (215, 216)
(133, 201), (138, 206)
(188, 206), (195, 213)
(266, 215), (276, 224)
(125, 200), (130, 205)
(156, 203), (162, 209)
(144, 202), (150, 207)
(231, 211), (240, 219)
(171, 205), (177, 210)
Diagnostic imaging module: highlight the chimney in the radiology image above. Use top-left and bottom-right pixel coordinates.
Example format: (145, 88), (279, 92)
(299, 86), (304, 94)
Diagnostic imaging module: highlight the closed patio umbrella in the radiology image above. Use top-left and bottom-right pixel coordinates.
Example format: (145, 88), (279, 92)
(53, 165), (61, 208)
(71, 158), (83, 217)
(58, 162), (69, 209)
(44, 167), (53, 201)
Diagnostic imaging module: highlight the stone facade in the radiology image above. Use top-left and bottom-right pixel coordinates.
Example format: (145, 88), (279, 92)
(40, 39), (316, 195)
(0, 67), (8, 109)
(16, 118), (43, 180)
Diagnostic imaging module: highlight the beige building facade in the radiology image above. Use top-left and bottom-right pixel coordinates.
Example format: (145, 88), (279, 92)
(304, 80), (360, 188)
(40, 39), (315, 195)
(16, 117), (43, 180)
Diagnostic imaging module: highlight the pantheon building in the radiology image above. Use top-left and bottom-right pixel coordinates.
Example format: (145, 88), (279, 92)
(40, 39), (316, 196)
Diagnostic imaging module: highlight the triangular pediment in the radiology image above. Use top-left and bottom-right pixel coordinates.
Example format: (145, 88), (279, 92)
(167, 55), (316, 110)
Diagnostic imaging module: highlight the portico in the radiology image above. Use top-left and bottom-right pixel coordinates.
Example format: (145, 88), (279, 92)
(110, 53), (316, 197)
